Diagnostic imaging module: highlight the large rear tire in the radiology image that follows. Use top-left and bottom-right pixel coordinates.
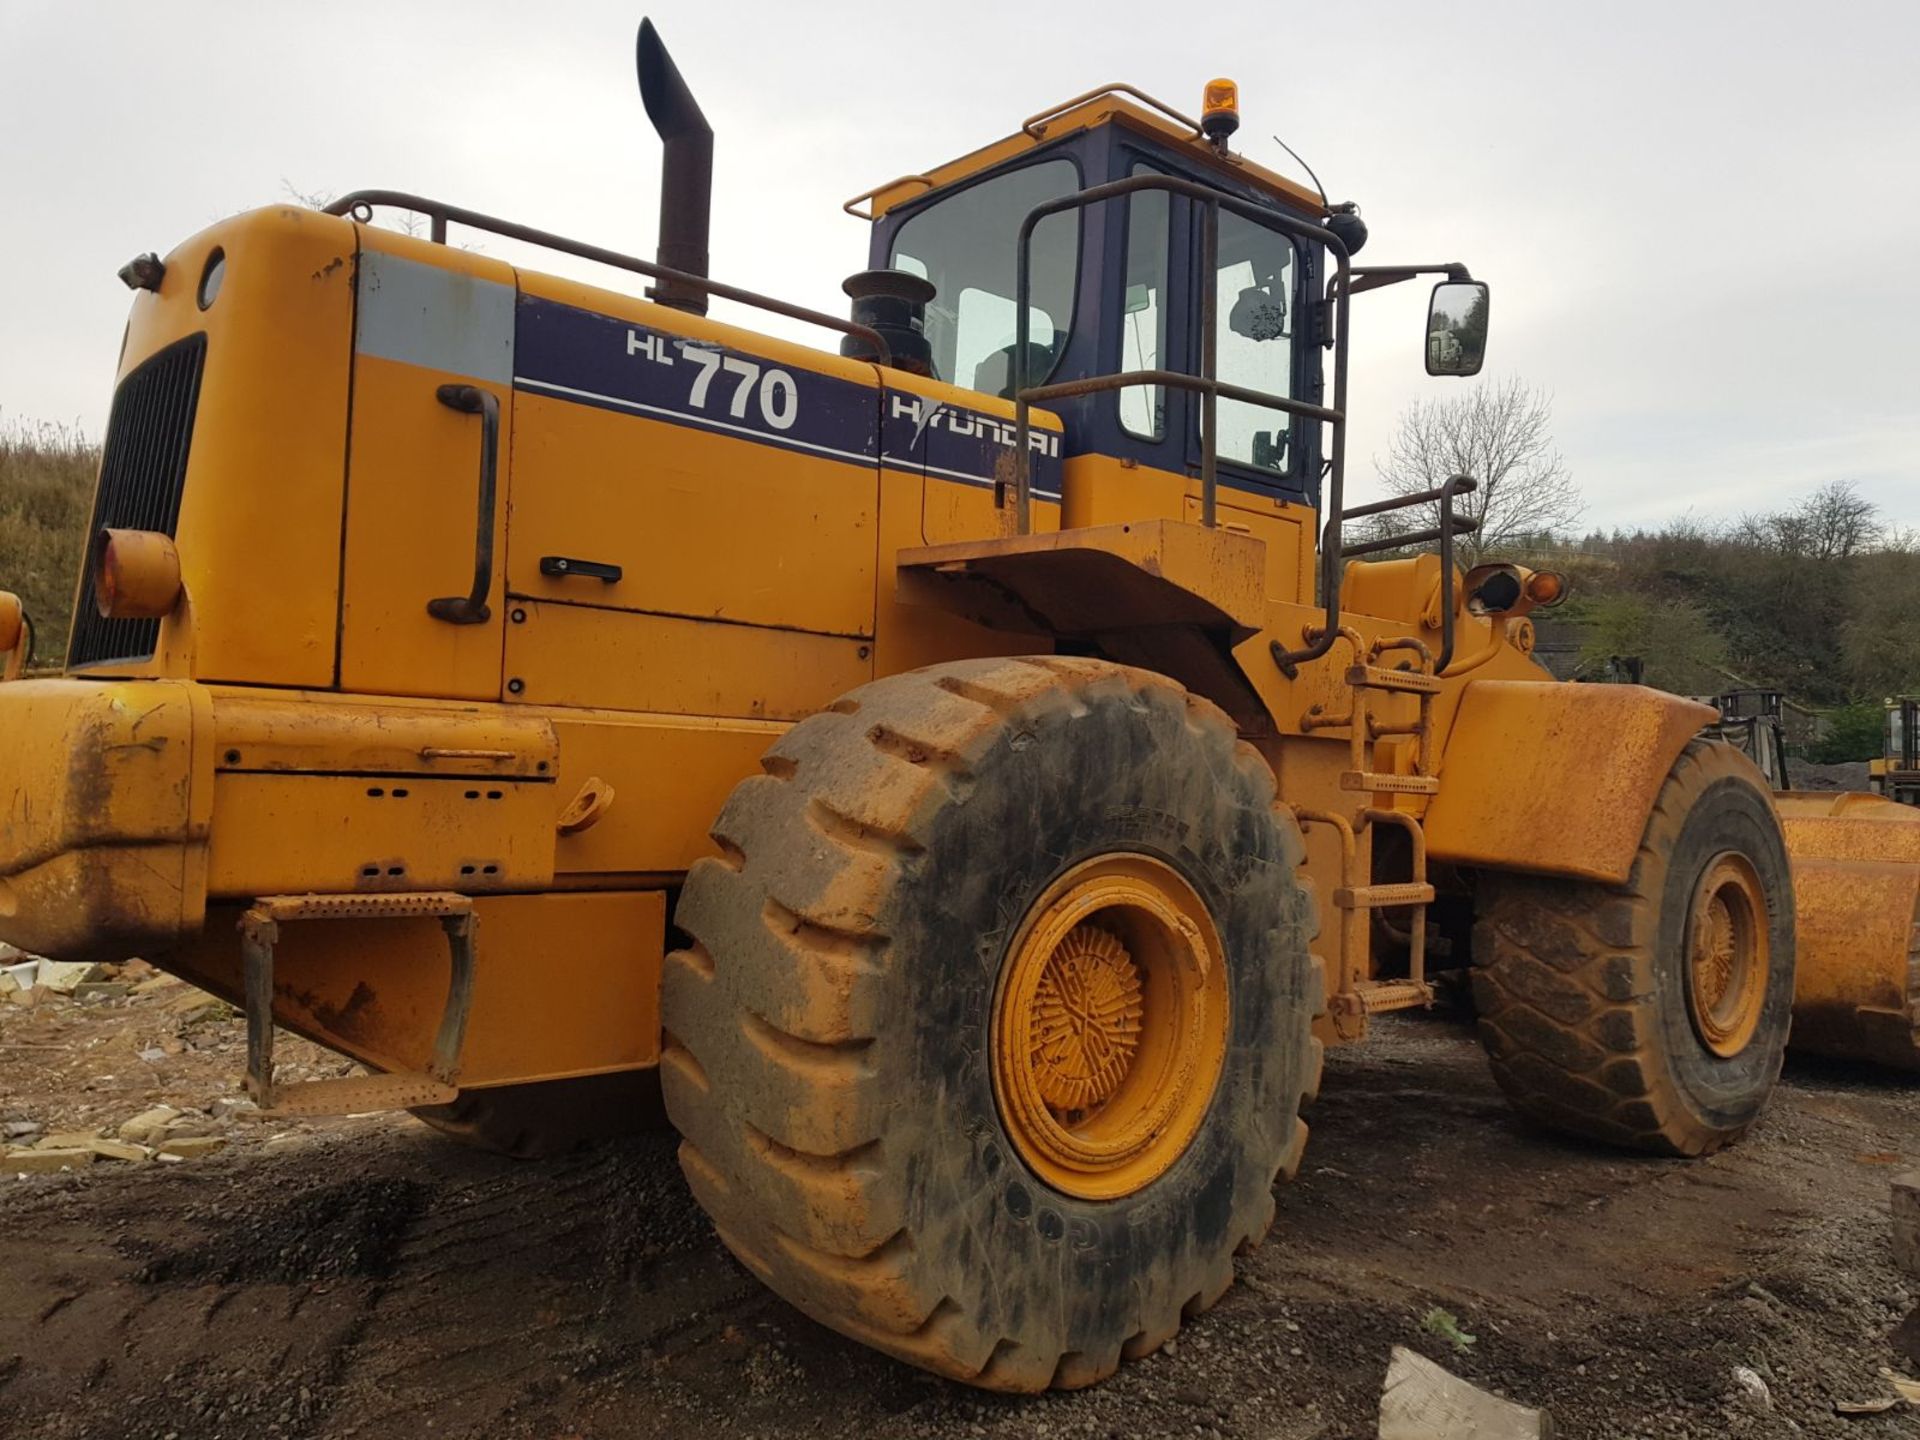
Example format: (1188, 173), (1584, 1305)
(660, 657), (1320, 1391)
(1472, 738), (1795, 1156)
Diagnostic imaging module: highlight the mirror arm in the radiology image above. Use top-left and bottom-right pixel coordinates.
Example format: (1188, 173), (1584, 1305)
(1339, 262), (1474, 298)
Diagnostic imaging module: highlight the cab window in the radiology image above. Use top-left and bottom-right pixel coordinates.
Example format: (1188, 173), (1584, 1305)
(1119, 165), (1170, 440)
(890, 158), (1080, 395)
(1211, 210), (1297, 475)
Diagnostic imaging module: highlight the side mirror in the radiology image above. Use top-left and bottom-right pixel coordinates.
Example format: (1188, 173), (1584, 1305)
(1425, 280), (1489, 377)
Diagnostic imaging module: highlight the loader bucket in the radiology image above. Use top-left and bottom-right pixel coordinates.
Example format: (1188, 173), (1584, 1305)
(1777, 791), (1920, 1069)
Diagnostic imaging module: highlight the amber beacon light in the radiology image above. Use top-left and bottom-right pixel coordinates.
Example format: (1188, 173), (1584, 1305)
(1201, 78), (1240, 149)
(93, 528), (183, 620)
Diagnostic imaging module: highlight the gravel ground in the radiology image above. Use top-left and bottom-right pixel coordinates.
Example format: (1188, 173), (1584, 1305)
(1787, 761), (1873, 792)
(3, 985), (1918, 1439)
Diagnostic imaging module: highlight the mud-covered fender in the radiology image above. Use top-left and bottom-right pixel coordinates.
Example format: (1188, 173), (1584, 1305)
(0, 678), (215, 960)
(1423, 680), (1715, 885)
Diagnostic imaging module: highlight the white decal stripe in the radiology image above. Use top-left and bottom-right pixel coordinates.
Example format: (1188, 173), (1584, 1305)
(915, 460), (1062, 501)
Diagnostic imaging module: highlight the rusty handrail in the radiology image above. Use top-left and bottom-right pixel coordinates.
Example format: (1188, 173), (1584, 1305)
(843, 173), (936, 221)
(1339, 473), (1479, 671)
(323, 190), (892, 367)
(1021, 84), (1202, 139)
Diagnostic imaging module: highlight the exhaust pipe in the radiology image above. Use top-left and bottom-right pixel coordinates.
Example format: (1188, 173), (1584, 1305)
(636, 18), (713, 316)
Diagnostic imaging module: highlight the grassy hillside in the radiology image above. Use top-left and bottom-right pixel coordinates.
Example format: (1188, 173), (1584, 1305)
(1515, 482), (1915, 761)
(0, 418), (97, 668)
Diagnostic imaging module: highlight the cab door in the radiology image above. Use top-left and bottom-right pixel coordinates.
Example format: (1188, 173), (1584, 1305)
(1178, 194), (1316, 605)
(1179, 197), (1308, 497)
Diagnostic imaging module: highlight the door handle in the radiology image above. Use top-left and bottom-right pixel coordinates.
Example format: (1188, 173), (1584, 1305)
(427, 383), (500, 625)
(539, 556), (624, 584)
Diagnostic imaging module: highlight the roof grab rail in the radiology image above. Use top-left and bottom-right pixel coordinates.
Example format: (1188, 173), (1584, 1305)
(1021, 84), (1202, 139)
(843, 174), (937, 222)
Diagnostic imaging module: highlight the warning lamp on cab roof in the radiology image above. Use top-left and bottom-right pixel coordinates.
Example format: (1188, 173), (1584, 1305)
(1201, 78), (1240, 149)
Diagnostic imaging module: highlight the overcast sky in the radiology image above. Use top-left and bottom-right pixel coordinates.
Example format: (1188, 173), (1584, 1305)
(3, 0), (1915, 532)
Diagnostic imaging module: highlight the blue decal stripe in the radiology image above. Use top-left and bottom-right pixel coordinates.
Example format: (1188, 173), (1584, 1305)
(512, 294), (1063, 498)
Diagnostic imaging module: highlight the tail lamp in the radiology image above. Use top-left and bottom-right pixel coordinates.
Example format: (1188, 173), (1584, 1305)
(0, 591), (22, 653)
(0, 590), (28, 681)
(1464, 563), (1570, 617)
(1524, 569), (1567, 607)
(92, 528), (183, 620)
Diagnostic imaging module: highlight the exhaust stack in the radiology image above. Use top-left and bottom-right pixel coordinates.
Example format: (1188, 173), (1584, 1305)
(636, 18), (713, 315)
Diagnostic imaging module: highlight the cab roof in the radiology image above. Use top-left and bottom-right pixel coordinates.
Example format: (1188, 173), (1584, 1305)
(847, 87), (1326, 223)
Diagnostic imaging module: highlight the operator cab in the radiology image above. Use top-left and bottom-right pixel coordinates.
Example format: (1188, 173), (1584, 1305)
(853, 89), (1337, 510)
(847, 86), (1489, 517)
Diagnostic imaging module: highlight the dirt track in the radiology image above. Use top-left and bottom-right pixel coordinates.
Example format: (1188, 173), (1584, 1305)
(4, 1002), (1919, 1440)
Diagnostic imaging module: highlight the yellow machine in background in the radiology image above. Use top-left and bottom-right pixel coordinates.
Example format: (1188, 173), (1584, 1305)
(0, 17), (1906, 1392)
(1870, 697), (1920, 805)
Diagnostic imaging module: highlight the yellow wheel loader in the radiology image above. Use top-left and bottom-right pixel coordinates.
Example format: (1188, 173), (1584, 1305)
(1870, 696), (1920, 805)
(0, 18), (1910, 1391)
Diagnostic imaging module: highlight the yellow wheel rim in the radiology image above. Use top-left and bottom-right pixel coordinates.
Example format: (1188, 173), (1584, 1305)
(991, 854), (1231, 1201)
(1684, 852), (1769, 1059)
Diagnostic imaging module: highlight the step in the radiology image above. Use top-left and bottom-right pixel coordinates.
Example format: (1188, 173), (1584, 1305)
(1353, 979), (1435, 1014)
(1340, 771), (1441, 795)
(1348, 663), (1442, 694)
(262, 1072), (458, 1117)
(252, 891), (473, 924)
(1335, 881), (1437, 910)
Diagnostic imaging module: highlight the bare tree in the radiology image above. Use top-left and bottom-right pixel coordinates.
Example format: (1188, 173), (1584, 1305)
(1369, 377), (1582, 562)
(1735, 479), (1880, 561)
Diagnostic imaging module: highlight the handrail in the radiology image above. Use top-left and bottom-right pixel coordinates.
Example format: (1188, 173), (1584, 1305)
(843, 173), (936, 221)
(1011, 172), (1352, 672)
(322, 190), (892, 367)
(1018, 369), (1338, 533)
(426, 384), (500, 626)
(1022, 84), (1202, 139)
(1021, 368), (1341, 422)
(1337, 473), (1479, 671)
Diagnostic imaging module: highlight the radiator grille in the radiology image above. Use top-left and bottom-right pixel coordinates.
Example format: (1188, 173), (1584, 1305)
(67, 334), (208, 668)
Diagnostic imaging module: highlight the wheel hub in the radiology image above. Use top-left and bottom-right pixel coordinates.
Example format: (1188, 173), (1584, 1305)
(1685, 852), (1768, 1059)
(992, 853), (1231, 1201)
(1030, 925), (1145, 1113)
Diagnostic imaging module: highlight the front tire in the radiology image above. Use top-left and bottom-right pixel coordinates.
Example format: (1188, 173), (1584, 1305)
(1472, 738), (1795, 1156)
(660, 657), (1320, 1390)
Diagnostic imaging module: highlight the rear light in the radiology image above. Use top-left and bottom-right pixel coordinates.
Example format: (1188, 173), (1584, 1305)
(0, 591), (21, 653)
(1524, 569), (1568, 607)
(0, 591), (29, 682)
(93, 528), (183, 621)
